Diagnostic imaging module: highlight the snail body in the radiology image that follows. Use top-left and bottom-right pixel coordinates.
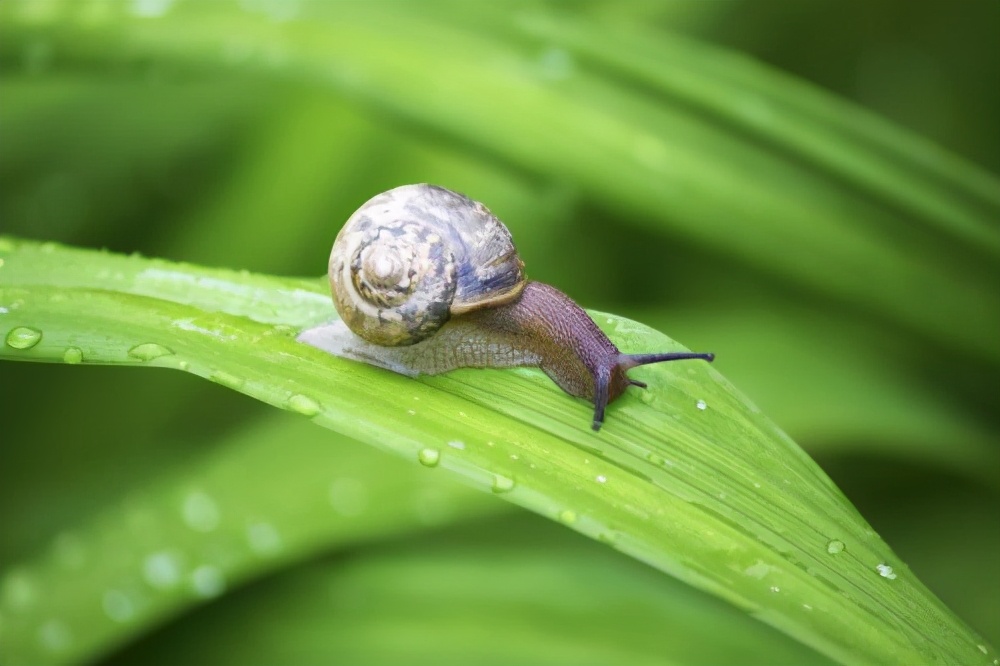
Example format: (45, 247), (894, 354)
(298, 184), (713, 431)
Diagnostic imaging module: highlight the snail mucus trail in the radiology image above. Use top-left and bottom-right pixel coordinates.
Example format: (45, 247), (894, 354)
(297, 184), (714, 431)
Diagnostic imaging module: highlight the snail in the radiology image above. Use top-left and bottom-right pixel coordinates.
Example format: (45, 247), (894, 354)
(297, 184), (714, 431)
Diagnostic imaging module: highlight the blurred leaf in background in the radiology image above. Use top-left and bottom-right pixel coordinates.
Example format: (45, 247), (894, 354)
(1, 1), (998, 665)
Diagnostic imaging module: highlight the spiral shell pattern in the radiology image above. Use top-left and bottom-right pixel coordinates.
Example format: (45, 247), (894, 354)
(329, 184), (526, 346)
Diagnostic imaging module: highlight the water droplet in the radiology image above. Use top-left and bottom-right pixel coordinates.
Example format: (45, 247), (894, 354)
(102, 589), (136, 623)
(287, 393), (320, 416)
(743, 561), (773, 579)
(639, 391), (654, 405)
(597, 531), (618, 545)
(491, 475), (515, 494)
(143, 551), (182, 589)
(876, 563), (897, 580)
(769, 586), (781, 593)
(446, 440), (465, 451)
(127, 343), (172, 361)
(62, 347), (83, 364)
(696, 399), (707, 410)
(645, 452), (665, 466)
(6, 326), (41, 350)
(595, 475), (607, 484)
(0, 258), (5, 269)
(182, 491), (220, 532)
(407, 409), (416, 415)
(558, 509), (577, 525)
(826, 539), (845, 554)
(38, 619), (71, 652)
(977, 645), (987, 654)
(0, 238), (14, 252)
(417, 448), (440, 468)
(209, 370), (243, 389)
(328, 477), (368, 516)
(803, 604), (813, 611)
(247, 522), (282, 556)
(190, 565), (225, 598)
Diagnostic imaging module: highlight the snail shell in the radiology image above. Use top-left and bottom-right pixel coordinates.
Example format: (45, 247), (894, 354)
(329, 184), (525, 346)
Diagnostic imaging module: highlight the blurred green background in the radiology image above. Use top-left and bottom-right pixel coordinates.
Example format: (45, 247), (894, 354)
(1, 1), (998, 664)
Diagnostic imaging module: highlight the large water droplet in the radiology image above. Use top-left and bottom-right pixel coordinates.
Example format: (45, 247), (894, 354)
(143, 551), (182, 589)
(102, 589), (136, 623)
(247, 522), (282, 556)
(6, 326), (41, 350)
(182, 491), (220, 533)
(190, 565), (226, 599)
(491, 475), (515, 494)
(127, 343), (172, 361)
(38, 619), (72, 652)
(62, 347), (83, 364)
(446, 440), (466, 451)
(287, 393), (320, 416)
(826, 539), (845, 554)
(696, 399), (707, 411)
(328, 477), (368, 517)
(876, 563), (897, 580)
(417, 448), (440, 468)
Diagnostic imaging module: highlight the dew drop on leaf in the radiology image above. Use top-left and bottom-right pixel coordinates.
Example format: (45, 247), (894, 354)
(417, 448), (441, 468)
(876, 563), (897, 580)
(127, 342), (173, 361)
(558, 509), (577, 525)
(62, 347), (83, 364)
(5, 326), (42, 350)
(826, 539), (845, 554)
(209, 370), (243, 389)
(491, 474), (515, 494)
(287, 393), (320, 417)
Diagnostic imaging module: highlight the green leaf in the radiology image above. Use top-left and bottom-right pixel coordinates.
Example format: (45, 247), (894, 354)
(1, 238), (993, 665)
(0, 412), (507, 666)
(107, 517), (835, 666)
